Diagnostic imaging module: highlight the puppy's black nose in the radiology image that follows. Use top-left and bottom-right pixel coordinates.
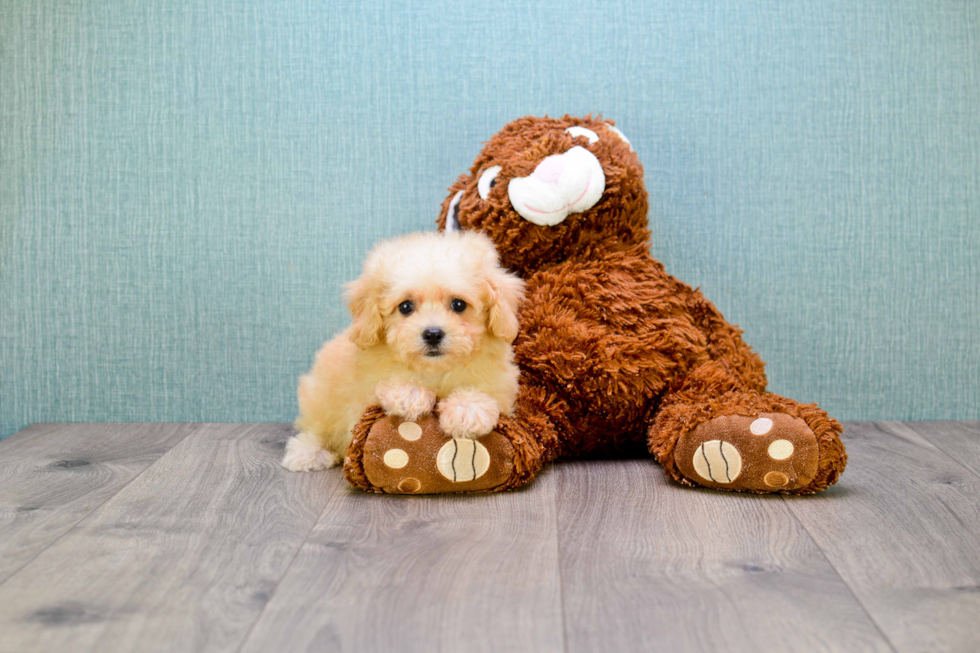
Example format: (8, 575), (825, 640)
(422, 328), (445, 346)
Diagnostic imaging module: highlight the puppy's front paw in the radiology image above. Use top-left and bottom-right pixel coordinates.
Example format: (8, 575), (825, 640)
(281, 432), (339, 472)
(438, 389), (500, 439)
(375, 379), (437, 420)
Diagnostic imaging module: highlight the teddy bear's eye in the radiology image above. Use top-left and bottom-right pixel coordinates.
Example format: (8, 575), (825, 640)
(565, 126), (599, 144)
(450, 298), (467, 313)
(478, 166), (502, 200)
(398, 300), (414, 316)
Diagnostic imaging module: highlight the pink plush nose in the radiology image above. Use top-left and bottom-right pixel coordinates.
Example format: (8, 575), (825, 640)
(530, 155), (565, 186)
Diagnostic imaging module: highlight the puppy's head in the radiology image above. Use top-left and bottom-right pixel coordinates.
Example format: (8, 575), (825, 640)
(346, 231), (525, 369)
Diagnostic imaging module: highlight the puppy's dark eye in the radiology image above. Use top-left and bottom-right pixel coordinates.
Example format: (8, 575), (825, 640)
(450, 298), (467, 313)
(398, 301), (414, 316)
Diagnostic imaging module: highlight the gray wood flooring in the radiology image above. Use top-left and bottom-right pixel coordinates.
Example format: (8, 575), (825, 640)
(0, 421), (978, 653)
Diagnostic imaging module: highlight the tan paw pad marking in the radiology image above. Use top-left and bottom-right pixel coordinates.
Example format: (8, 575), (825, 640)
(383, 448), (409, 469)
(397, 477), (421, 493)
(767, 439), (794, 460)
(362, 415), (517, 494)
(764, 471), (789, 487)
(750, 417), (774, 435)
(677, 413), (820, 492)
(397, 421), (423, 441)
(436, 439), (490, 482)
(692, 440), (742, 484)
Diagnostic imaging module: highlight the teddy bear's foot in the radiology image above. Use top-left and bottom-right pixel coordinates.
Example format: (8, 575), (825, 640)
(673, 413), (821, 493)
(344, 409), (518, 494)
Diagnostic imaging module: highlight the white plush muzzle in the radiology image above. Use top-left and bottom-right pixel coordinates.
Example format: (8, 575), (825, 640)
(507, 146), (606, 226)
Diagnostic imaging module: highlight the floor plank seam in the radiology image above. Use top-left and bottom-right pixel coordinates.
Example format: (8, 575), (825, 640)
(907, 423), (980, 483)
(553, 467), (570, 653)
(866, 421), (941, 453)
(233, 473), (346, 653)
(0, 423), (202, 591)
(779, 492), (900, 653)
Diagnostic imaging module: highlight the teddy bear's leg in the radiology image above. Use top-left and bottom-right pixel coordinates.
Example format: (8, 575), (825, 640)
(343, 386), (561, 494)
(647, 362), (846, 494)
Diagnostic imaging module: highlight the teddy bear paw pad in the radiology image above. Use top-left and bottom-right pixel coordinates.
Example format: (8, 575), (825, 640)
(674, 413), (819, 492)
(360, 414), (515, 494)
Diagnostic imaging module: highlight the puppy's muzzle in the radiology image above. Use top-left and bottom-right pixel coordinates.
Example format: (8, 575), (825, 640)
(422, 327), (445, 356)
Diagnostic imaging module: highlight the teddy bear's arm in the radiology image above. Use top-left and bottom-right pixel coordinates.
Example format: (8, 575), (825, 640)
(513, 258), (708, 403)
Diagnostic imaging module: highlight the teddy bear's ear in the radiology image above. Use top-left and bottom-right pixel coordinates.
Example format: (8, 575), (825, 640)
(484, 266), (525, 343)
(604, 122), (632, 151)
(345, 275), (385, 349)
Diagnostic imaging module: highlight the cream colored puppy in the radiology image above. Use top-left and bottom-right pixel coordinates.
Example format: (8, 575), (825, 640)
(282, 231), (525, 472)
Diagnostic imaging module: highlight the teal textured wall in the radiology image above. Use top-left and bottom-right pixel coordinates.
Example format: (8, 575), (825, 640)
(2, 0), (978, 440)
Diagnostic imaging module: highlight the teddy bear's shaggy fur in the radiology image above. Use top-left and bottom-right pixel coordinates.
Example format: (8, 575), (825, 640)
(345, 115), (846, 494)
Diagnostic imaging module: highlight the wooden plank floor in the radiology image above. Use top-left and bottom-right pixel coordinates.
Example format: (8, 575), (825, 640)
(0, 422), (978, 653)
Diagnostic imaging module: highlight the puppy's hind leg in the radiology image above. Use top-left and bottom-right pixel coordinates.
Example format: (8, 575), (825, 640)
(287, 337), (366, 472)
(282, 430), (339, 472)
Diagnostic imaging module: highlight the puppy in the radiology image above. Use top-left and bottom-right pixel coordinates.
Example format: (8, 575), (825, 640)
(281, 231), (525, 472)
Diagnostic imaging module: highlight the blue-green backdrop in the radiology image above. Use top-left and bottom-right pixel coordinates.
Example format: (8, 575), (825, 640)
(2, 0), (978, 440)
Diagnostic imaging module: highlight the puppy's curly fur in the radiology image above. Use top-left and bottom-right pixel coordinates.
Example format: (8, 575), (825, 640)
(282, 231), (524, 472)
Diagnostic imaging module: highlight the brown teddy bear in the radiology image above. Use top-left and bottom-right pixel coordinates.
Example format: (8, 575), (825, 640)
(345, 115), (847, 495)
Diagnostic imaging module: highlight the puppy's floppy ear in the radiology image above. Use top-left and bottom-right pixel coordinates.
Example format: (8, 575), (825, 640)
(345, 276), (385, 349)
(484, 266), (525, 343)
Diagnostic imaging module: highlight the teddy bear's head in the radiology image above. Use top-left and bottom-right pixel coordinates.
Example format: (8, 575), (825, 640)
(437, 115), (650, 275)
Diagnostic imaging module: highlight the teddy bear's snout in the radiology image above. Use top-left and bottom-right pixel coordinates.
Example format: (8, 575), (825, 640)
(507, 146), (606, 227)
